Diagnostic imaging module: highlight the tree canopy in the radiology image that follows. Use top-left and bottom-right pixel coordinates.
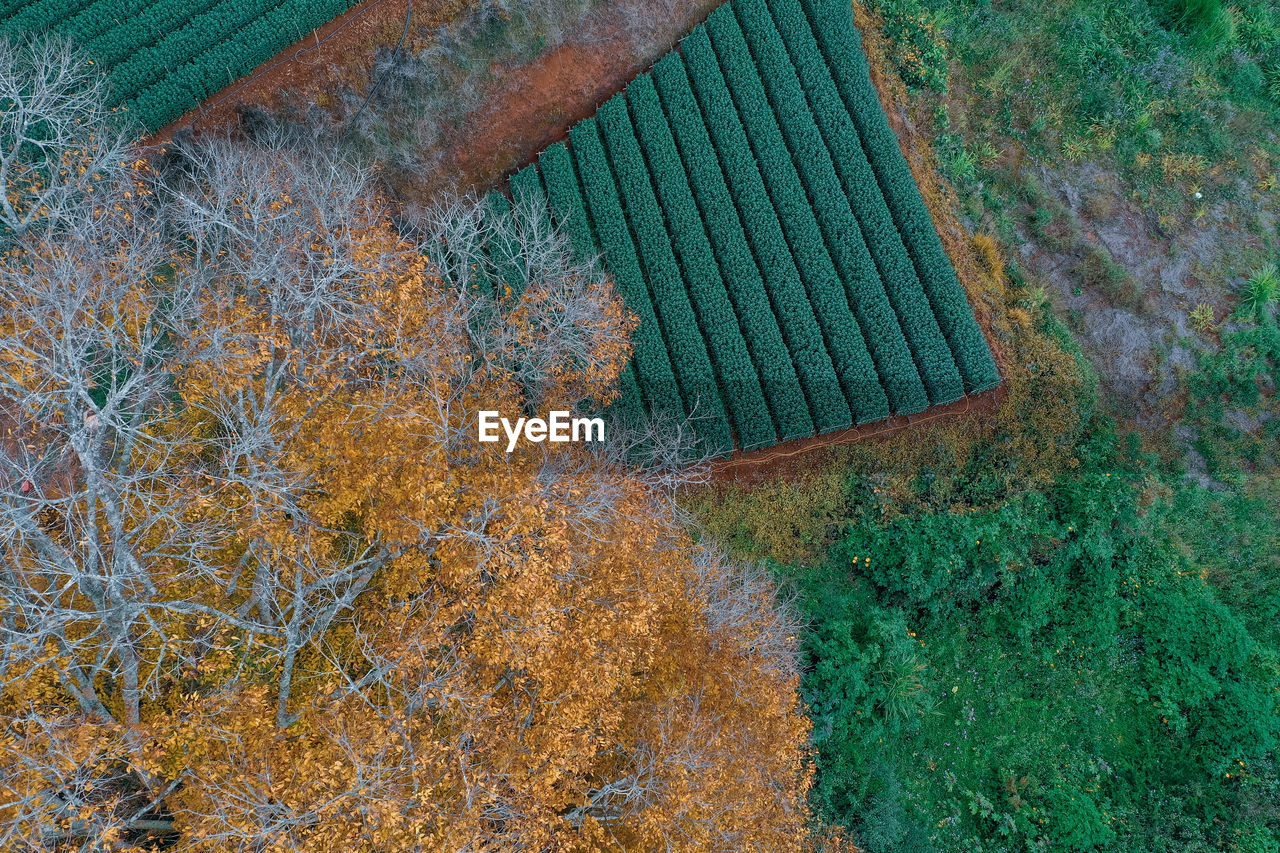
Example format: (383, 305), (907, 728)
(0, 42), (813, 851)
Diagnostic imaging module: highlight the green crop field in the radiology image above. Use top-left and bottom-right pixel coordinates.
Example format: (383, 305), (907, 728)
(0, 0), (359, 131)
(509, 0), (1000, 457)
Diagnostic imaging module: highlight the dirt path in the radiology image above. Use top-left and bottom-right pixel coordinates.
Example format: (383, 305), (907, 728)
(423, 0), (725, 198)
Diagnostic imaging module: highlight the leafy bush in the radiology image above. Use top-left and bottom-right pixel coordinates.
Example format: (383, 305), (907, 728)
(1155, 0), (1232, 46)
(801, 422), (1280, 851)
(1238, 262), (1279, 322)
(865, 0), (949, 92)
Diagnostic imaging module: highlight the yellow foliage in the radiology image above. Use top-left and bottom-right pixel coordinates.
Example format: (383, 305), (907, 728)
(0, 157), (810, 852)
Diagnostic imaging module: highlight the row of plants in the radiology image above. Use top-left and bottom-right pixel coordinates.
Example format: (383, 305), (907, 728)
(800, 0), (1001, 392)
(599, 92), (779, 450)
(638, 65), (816, 444)
(679, 25), (865, 433)
(0, 0), (357, 131)
(0, 0), (95, 36)
(593, 99), (739, 454)
(69, 0), (223, 67)
(504, 0), (999, 454)
(721, 0), (952, 417)
(127, 0), (356, 130)
(702, 12), (912, 425)
(760, 0), (965, 405)
(541, 131), (701, 438)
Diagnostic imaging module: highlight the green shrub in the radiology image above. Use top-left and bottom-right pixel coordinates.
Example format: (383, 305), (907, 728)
(802, 424), (1280, 850)
(1155, 0), (1232, 46)
(867, 0), (949, 92)
(1238, 262), (1279, 322)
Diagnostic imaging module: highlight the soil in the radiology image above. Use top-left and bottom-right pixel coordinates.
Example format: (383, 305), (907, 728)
(708, 383), (1007, 483)
(143, 0), (470, 148)
(417, 0), (727, 200)
(440, 39), (629, 195)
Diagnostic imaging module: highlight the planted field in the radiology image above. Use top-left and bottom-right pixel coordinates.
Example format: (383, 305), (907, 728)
(0, 0), (359, 131)
(511, 0), (999, 455)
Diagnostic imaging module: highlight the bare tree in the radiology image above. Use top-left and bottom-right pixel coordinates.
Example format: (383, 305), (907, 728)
(0, 37), (136, 239)
(411, 191), (635, 410)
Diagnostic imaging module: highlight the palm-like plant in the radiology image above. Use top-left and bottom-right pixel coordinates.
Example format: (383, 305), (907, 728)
(1239, 263), (1279, 322)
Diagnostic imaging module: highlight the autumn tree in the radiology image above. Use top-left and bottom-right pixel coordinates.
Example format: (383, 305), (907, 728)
(0, 50), (812, 852)
(0, 37), (135, 240)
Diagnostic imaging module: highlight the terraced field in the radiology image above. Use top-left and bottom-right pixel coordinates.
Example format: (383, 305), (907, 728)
(0, 0), (360, 130)
(508, 0), (1000, 456)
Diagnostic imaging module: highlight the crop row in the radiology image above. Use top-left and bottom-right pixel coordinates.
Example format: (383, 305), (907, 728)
(1, 0), (357, 133)
(796, 0), (1001, 392)
(697, 14), (904, 423)
(752, 0), (965, 405)
(513, 0), (999, 452)
(649, 54), (814, 443)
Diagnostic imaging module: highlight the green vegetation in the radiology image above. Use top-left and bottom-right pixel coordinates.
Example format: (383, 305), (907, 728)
(521, 0), (997, 454)
(569, 121), (691, 424)
(693, 285), (1279, 849)
(861, 0), (1280, 256)
(1184, 311), (1280, 481)
(1240, 263), (1280, 322)
(686, 0), (1280, 847)
(0, 0), (361, 131)
(798, 424), (1280, 851)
